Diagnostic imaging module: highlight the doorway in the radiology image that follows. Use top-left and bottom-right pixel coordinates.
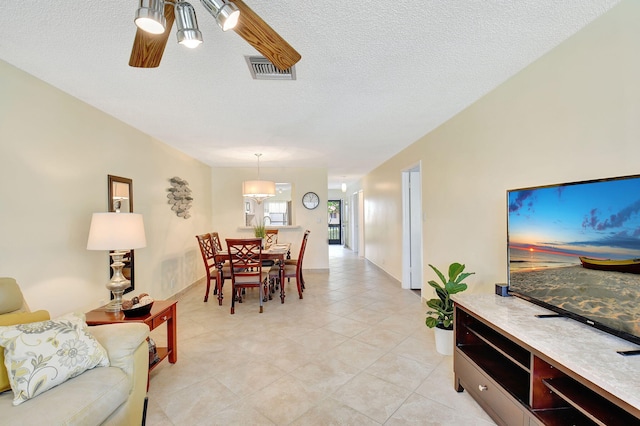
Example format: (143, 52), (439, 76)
(402, 165), (423, 290)
(328, 200), (342, 244)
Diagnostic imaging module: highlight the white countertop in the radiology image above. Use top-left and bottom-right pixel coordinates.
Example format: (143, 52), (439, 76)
(452, 293), (640, 411)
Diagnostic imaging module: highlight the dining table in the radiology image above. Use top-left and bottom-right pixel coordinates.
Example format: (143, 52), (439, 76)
(214, 242), (291, 306)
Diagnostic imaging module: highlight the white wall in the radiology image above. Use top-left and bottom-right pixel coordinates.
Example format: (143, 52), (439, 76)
(0, 60), (212, 316)
(210, 167), (329, 270)
(360, 0), (640, 297)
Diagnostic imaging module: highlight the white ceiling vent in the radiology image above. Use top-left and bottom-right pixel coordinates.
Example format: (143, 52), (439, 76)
(246, 56), (296, 80)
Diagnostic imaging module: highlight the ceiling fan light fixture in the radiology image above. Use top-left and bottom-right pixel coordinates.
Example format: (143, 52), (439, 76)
(200, 0), (240, 31)
(135, 0), (167, 34)
(175, 1), (203, 48)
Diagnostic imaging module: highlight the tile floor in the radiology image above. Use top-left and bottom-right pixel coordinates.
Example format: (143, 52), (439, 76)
(145, 246), (496, 425)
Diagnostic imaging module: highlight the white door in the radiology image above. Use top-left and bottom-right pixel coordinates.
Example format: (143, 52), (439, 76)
(402, 165), (423, 290)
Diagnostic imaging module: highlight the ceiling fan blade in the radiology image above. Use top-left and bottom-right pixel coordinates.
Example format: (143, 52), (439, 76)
(129, 3), (175, 68)
(231, 0), (301, 71)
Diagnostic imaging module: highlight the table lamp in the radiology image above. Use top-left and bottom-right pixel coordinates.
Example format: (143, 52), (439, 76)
(87, 212), (147, 312)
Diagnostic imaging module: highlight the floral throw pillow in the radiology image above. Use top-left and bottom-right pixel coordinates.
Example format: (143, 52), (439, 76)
(0, 312), (110, 405)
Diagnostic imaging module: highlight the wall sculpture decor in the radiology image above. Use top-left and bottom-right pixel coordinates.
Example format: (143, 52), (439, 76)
(167, 176), (193, 219)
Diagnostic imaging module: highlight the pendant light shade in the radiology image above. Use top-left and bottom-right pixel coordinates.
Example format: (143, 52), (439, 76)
(243, 154), (276, 204)
(243, 180), (276, 200)
(135, 0), (166, 34)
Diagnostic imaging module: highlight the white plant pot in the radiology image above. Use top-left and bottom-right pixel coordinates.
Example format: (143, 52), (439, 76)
(434, 326), (454, 356)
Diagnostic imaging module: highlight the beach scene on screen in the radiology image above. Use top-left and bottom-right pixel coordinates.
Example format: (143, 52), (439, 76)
(508, 177), (640, 338)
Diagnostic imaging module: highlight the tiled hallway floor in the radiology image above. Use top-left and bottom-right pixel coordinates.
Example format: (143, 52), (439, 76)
(146, 246), (496, 425)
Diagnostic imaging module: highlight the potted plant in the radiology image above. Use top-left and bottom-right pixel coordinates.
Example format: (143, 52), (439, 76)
(425, 262), (474, 355)
(253, 222), (266, 239)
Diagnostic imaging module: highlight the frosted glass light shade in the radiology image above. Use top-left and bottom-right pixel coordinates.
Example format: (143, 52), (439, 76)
(87, 213), (147, 251)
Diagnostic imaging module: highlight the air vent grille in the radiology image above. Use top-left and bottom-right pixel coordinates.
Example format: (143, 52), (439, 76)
(246, 56), (296, 80)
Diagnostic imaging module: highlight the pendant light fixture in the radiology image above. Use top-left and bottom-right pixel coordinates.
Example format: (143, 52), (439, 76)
(242, 153), (276, 205)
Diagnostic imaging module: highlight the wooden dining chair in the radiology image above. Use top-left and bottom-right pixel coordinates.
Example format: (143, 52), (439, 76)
(264, 229), (278, 249)
(211, 232), (223, 253)
(226, 238), (269, 314)
(262, 228), (279, 267)
(281, 230), (310, 290)
(196, 233), (230, 303)
(269, 230), (310, 299)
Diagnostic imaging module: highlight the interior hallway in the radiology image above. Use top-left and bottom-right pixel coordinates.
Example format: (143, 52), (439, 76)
(145, 245), (495, 425)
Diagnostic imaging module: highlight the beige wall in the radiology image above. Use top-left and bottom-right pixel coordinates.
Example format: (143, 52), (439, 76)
(0, 60), (212, 317)
(210, 167), (329, 270)
(362, 0), (640, 297)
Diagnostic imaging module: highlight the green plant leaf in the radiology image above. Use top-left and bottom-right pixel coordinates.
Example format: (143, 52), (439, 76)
(448, 262), (464, 280)
(425, 317), (438, 328)
(428, 264), (447, 286)
(427, 280), (442, 290)
(426, 298), (444, 311)
(454, 272), (474, 284)
(445, 281), (468, 295)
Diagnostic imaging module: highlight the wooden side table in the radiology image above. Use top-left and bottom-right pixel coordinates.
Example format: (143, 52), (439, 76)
(85, 300), (178, 384)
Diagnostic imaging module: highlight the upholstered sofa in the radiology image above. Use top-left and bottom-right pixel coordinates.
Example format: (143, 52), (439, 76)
(0, 277), (149, 425)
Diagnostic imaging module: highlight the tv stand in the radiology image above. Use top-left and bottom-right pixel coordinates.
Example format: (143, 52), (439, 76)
(452, 294), (640, 425)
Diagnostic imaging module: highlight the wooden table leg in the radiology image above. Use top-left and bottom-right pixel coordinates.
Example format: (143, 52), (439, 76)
(216, 262), (224, 306)
(167, 304), (177, 363)
(279, 256), (286, 303)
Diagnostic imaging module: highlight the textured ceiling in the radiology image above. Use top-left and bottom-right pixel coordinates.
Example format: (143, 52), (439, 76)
(0, 1), (620, 188)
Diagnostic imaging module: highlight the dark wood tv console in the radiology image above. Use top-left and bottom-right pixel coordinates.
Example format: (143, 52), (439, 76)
(452, 294), (640, 425)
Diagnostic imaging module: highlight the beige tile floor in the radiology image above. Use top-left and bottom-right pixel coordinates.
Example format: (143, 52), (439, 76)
(145, 246), (496, 425)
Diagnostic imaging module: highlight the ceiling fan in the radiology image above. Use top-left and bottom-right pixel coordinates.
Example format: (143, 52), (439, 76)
(129, 0), (301, 71)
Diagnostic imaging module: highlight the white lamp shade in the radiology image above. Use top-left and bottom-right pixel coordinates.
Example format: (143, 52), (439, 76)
(87, 213), (147, 251)
(242, 180), (276, 198)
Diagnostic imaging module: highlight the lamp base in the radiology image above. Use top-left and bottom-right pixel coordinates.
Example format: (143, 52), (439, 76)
(106, 250), (131, 312)
(105, 289), (126, 312)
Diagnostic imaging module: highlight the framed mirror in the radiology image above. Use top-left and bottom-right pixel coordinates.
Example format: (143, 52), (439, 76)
(108, 175), (135, 294)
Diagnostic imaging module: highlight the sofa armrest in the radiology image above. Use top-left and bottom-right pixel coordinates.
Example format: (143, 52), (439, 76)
(90, 323), (149, 376)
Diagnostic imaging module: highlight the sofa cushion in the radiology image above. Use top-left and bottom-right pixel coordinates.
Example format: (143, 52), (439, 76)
(0, 313), (109, 405)
(0, 277), (26, 314)
(0, 310), (50, 393)
(0, 364), (129, 426)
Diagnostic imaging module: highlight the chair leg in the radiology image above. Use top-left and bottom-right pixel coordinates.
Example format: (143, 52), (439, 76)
(259, 283), (264, 313)
(297, 272), (303, 299)
(230, 283), (236, 314)
(204, 275), (211, 302)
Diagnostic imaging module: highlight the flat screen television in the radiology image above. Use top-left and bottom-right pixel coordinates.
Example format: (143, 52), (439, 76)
(507, 174), (640, 347)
